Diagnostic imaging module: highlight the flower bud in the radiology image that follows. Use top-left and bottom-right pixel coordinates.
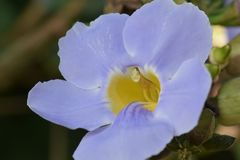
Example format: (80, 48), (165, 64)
(218, 77), (240, 125)
(226, 35), (240, 76)
(209, 45), (231, 66)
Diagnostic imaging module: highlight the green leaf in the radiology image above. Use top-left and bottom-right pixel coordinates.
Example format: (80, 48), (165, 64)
(148, 148), (171, 160)
(167, 135), (188, 152)
(188, 108), (216, 146)
(167, 138), (182, 152)
(208, 2), (240, 26)
(218, 77), (240, 125)
(190, 0), (224, 14)
(201, 134), (236, 152)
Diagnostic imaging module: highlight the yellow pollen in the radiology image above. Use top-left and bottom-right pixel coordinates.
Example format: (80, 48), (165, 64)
(107, 67), (160, 115)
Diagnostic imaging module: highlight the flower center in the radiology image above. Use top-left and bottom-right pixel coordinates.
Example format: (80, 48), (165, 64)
(106, 67), (161, 115)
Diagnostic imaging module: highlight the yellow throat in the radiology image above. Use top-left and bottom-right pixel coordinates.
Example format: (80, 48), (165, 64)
(107, 67), (161, 115)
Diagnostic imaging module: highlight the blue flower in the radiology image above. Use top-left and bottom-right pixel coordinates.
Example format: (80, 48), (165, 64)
(27, 0), (212, 159)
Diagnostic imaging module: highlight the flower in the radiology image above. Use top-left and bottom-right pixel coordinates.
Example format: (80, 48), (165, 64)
(27, 0), (212, 159)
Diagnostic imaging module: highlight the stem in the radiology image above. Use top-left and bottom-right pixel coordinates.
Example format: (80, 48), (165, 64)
(178, 149), (192, 160)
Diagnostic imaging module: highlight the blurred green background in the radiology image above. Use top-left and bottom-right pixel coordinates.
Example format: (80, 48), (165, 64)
(0, 0), (104, 159)
(0, 0), (240, 160)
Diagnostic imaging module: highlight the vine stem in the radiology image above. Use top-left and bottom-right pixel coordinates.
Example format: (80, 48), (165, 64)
(177, 148), (192, 160)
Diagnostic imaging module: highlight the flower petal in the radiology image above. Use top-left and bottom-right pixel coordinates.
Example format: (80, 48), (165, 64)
(123, 0), (176, 65)
(155, 58), (212, 136)
(124, 0), (212, 80)
(27, 80), (115, 131)
(73, 103), (174, 160)
(58, 13), (130, 89)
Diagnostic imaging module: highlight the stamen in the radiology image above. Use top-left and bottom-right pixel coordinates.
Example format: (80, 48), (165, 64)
(139, 75), (160, 103)
(127, 67), (160, 103)
(107, 67), (160, 114)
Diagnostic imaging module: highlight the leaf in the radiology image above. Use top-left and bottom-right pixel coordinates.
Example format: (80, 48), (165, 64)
(188, 108), (216, 146)
(148, 148), (171, 160)
(167, 137), (182, 152)
(167, 134), (190, 152)
(201, 134), (236, 152)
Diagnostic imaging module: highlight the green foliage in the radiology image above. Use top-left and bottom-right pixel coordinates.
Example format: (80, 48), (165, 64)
(174, 0), (186, 4)
(201, 134), (236, 152)
(188, 109), (216, 146)
(0, 1), (22, 33)
(189, 0), (225, 13)
(166, 108), (236, 159)
(226, 34), (240, 77)
(218, 77), (240, 125)
(166, 109), (214, 157)
(188, 0), (240, 26)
